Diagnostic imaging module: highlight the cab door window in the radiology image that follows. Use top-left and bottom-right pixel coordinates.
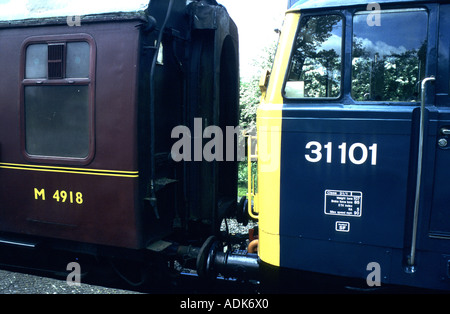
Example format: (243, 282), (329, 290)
(284, 14), (344, 99)
(351, 9), (428, 102)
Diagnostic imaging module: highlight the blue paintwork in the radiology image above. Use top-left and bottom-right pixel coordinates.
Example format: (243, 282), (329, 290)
(277, 1), (450, 290)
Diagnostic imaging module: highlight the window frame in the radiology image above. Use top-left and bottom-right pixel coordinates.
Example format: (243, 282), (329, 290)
(282, 11), (346, 102)
(350, 7), (429, 104)
(20, 34), (96, 165)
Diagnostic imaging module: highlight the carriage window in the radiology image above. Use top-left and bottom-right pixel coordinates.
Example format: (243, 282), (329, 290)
(24, 86), (90, 158)
(25, 44), (48, 79)
(352, 9), (428, 102)
(23, 39), (93, 160)
(66, 42), (90, 78)
(284, 14), (343, 99)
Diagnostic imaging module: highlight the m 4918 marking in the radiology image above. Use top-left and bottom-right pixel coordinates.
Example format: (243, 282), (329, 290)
(34, 188), (84, 205)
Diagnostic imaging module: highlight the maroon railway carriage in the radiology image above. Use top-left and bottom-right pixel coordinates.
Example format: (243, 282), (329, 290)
(0, 0), (239, 254)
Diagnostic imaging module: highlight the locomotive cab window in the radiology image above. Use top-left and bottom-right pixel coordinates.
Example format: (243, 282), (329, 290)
(351, 8), (428, 102)
(22, 37), (95, 161)
(284, 14), (344, 99)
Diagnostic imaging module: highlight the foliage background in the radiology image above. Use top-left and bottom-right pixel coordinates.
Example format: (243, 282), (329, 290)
(238, 42), (277, 197)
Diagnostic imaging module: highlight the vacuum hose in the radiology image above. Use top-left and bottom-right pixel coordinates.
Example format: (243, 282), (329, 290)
(196, 236), (259, 280)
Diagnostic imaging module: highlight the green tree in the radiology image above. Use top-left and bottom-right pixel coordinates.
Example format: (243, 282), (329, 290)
(352, 38), (427, 102)
(239, 41), (277, 131)
(286, 15), (342, 98)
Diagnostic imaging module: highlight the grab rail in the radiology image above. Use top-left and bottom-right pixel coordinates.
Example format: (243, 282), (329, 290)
(406, 76), (435, 273)
(244, 131), (259, 220)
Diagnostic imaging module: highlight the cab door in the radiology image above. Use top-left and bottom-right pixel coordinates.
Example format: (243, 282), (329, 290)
(428, 4), (450, 241)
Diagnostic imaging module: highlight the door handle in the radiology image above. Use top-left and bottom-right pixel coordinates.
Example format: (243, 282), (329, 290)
(441, 128), (450, 135)
(438, 128), (450, 148)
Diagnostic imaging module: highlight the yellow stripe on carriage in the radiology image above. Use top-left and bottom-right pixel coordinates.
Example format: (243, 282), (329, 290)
(0, 162), (139, 178)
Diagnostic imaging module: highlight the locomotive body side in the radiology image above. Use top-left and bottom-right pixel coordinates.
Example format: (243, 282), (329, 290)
(256, 0), (450, 291)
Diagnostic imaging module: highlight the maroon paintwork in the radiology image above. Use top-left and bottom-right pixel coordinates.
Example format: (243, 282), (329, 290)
(0, 17), (143, 248)
(0, 1), (240, 253)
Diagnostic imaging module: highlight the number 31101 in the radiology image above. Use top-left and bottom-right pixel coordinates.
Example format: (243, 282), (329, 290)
(305, 141), (378, 166)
